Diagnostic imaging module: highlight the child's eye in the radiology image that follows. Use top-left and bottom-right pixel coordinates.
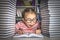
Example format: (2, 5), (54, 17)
(25, 18), (36, 23)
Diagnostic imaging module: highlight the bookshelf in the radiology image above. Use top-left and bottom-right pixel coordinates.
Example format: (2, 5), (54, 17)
(16, 0), (40, 23)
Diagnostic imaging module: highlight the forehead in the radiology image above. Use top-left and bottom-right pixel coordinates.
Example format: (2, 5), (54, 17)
(24, 12), (36, 18)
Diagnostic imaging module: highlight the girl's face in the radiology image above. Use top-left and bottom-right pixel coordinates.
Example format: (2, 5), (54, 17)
(23, 12), (37, 28)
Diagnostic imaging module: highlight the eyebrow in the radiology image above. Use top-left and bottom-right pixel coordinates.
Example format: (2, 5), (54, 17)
(25, 17), (36, 19)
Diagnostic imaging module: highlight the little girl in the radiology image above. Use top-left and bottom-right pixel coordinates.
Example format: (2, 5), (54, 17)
(16, 8), (41, 34)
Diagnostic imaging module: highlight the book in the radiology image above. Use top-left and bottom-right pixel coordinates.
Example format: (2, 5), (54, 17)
(14, 33), (43, 37)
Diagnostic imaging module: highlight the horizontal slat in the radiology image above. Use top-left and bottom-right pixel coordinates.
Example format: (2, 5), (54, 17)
(0, 0), (16, 38)
(48, 0), (60, 38)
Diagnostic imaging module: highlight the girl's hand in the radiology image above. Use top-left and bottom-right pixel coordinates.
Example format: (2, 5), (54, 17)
(18, 30), (23, 34)
(16, 30), (23, 34)
(35, 29), (41, 34)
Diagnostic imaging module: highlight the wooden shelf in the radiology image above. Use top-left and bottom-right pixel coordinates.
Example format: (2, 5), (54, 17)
(16, 6), (36, 8)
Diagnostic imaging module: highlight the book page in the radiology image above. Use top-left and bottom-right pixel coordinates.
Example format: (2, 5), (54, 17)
(14, 33), (43, 37)
(29, 33), (43, 37)
(14, 34), (29, 37)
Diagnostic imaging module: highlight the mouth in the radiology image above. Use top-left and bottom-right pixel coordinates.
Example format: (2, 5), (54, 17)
(29, 25), (34, 27)
(29, 25), (32, 26)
